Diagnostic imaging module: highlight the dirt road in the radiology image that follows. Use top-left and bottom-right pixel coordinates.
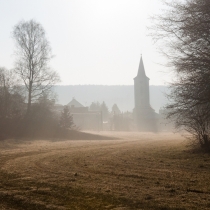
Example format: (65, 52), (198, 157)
(0, 132), (209, 210)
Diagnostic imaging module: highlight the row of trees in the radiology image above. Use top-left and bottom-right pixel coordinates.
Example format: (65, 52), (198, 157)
(0, 68), (23, 139)
(0, 20), (73, 139)
(151, 0), (210, 150)
(89, 101), (121, 121)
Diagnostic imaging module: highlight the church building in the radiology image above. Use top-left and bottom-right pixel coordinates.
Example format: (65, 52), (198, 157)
(133, 56), (158, 131)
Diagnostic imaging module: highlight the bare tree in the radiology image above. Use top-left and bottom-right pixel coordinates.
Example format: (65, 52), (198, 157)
(12, 19), (60, 115)
(150, 0), (210, 149)
(151, 0), (210, 105)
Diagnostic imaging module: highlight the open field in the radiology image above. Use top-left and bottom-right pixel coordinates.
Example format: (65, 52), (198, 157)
(0, 132), (210, 210)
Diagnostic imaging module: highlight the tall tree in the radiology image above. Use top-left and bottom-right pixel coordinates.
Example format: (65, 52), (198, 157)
(112, 104), (121, 115)
(101, 101), (109, 121)
(89, 101), (101, 111)
(12, 19), (60, 115)
(59, 106), (74, 130)
(150, 0), (210, 149)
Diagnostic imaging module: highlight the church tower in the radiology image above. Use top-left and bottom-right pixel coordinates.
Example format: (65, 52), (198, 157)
(134, 56), (158, 131)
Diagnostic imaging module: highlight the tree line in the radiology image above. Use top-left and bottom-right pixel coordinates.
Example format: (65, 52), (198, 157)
(0, 20), (73, 139)
(151, 0), (210, 150)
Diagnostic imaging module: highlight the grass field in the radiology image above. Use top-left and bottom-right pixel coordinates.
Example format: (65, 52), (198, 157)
(0, 132), (210, 210)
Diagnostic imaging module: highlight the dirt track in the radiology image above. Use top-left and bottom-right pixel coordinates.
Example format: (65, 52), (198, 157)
(0, 132), (210, 210)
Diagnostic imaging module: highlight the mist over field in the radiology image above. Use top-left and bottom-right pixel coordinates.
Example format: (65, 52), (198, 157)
(53, 85), (169, 112)
(1, 132), (210, 210)
(1, 0), (210, 209)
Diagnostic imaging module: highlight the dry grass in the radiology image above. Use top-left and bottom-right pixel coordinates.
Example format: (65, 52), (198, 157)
(0, 132), (210, 209)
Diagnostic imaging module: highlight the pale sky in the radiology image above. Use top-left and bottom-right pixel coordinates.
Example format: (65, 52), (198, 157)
(0, 0), (171, 85)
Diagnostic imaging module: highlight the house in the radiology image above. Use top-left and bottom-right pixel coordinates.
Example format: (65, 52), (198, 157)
(67, 98), (102, 130)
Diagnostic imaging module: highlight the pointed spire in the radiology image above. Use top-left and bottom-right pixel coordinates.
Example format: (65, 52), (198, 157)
(137, 55), (146, 77)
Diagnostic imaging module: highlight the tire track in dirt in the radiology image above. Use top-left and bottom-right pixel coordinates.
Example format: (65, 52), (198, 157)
(0, 139), (141, 210)
(0, 132), (209, 210)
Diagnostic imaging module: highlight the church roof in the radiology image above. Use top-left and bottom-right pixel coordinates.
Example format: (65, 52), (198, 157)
(67, 98), (84, 107)
(137, 56), (146, 77)
(134, 55), (149, 80)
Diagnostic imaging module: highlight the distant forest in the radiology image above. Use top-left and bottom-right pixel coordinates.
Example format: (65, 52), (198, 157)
(53, 85), (169, 113)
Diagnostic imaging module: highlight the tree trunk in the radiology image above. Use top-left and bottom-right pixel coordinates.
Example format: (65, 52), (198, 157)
(203, 134), (209, 148)
(27, 81), (32, 115)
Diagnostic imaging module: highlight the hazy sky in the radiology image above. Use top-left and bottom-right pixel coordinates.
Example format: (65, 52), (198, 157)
(0, 0), (171, 85)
